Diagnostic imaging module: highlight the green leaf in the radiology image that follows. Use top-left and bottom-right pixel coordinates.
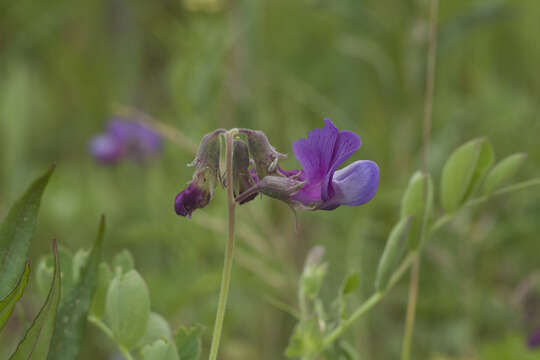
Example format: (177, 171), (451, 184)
(112, 249), (135, 274)
(0, 165), (55, 298)
(341, 272), (359, 297)
(285, 318), (323, 358)
(375, 217), (412, 291)
(139, 312), (173, 347)
(89, 262), (113, 318)
(482, 153), (527, 195)
(465, 138), (494, 199)
(9, 240), (62, 360)
(142, 339), (179, 360)
(106, 269), (150, 349)
(0, 262), (30, 332)
(175, 324), (203, 360)
(440, 138), (493, 212)
(47, 216), (106, 360)
(35, 247), (74, 301)
(401, 171), (434, 249)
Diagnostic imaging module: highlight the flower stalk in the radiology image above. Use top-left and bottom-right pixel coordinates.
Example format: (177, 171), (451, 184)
(208, 130), (237, 360)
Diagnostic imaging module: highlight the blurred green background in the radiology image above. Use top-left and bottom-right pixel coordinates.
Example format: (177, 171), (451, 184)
(1, 0), (540, 358)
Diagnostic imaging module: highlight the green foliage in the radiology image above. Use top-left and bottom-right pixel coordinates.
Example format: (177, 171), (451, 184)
(300, 246), (328, 301)
(480, 335), (540, 360)
(0, 165), (54, 298)
(375, 217), (411, 292)
(105, 269), (151, 349)
(142, 339), (180, 360)
(0, 262), (30, 332)
(9, 241), (61, 360)
(89, 262), (113, 318)
(400, 171), (433, 249)
(112, 249), (135, 274)
(47, 216), (106, 360)
(175, 324), (204, 360)
(139, 312), (173, 347)
(36, 247), (75, 301)
(483, 153), (527, 195)
(285, 318), (324, 359)
(441, 138), (494, 212)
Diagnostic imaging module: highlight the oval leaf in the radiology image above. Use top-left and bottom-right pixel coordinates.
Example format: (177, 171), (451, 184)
(139, 312), (173, 347)
(142, 339), (179, 360)
(0, 262), (30, 332)
(401, 171), (434, 249)
(375, 217), (412, 291)
(441, 139), (494, 212)
(9, 240), (62, 360)
(0, 165), (55, 298)
(47, 216), (106, 360)
(175, 324), (203, 360)
(106, 269), (150, 349)
(482, 153), (527, 195)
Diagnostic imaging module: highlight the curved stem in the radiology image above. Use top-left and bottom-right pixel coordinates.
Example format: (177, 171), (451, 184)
(88, 316), (135, 360)
(208, 131), (237, 360)
(315, 252), (416, 356)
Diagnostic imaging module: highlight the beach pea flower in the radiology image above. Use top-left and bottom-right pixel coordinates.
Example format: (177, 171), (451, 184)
(289, 118), (379, 210)
(235, 119), (379, 210)
(90, 118), (162, 164)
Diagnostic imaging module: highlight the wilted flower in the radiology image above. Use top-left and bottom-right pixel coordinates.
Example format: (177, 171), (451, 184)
(174, 129), (224, 217)
(90, 118), (162, 164)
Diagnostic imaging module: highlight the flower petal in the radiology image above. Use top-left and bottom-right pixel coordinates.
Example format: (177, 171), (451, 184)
(321, 128), (362, 201)
(292, 119), (339, 183)
(321, 160), (379, 209)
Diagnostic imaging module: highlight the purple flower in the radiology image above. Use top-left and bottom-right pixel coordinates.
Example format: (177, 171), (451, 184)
(90, 118), (162, 164)
(288, 118), (379, 210)
(528, 328), (540, 349)
(174, 129), (224, 218)
(174, 182), (211, 218)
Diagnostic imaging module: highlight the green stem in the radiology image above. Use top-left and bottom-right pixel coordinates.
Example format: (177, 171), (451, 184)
(88, 316), (135, 360)
(429, 177), (540, 236)
(316, 252), (416, 355)
(401, 255), (420, 360)
(208, 131), (237, 360)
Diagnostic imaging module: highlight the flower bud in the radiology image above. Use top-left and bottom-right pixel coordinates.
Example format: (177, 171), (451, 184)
(239, 129), (286, 179)
(233, 140), (257, 204)
(189, 129), (225, 175)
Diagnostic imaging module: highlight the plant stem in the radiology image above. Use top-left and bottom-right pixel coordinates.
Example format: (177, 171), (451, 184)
(208, 130), (237, 360)
(88, 316), (135, 360)
(315, 252), (417, 355)
(401, 255), (420, 360)
(402, 0), (439, 358)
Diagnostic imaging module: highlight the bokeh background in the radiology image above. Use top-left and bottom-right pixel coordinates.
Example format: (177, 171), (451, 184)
(1, 0), (540, 358)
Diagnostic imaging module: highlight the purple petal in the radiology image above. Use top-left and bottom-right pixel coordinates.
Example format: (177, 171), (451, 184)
(174, 183), (211, 218)
(321, 128), (362, 201)
(90, 135), (124, 164)
(321, 160), (379, 210)
(292, 119), (339, 183)
(292, 119), (362, 201)
(107, 118), (162, 160)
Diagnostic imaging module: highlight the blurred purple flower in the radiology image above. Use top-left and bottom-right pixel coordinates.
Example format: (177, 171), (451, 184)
(90, 118), (162, 164)
(288, 118), (379, 210)
(529, 328), (540, 349)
